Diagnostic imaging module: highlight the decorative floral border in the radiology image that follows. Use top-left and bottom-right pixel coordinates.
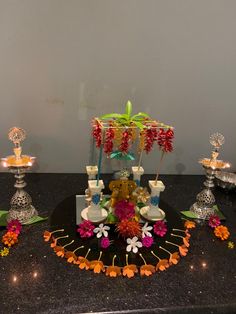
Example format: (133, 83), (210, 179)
(43, 220), (196, 278)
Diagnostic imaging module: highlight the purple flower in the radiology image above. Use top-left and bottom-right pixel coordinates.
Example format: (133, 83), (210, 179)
(153, 220), (167, 237)
(142, 236), (154, 248)
(77, 220), (95, 238)
(101, 237), (110, 249)
(7, 219), (22, 235)
(114, 200), (135, 221)
(208, 214), (221, 229)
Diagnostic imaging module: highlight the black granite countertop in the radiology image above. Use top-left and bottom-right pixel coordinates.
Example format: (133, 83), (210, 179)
(0, 174), (236, 314)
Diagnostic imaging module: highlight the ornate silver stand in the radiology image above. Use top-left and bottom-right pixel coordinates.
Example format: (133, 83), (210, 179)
(8, 167), (37, 223)
(191, 167), (218, 219)
(1, 127), (37, 224)
(190, 133), (230, 219)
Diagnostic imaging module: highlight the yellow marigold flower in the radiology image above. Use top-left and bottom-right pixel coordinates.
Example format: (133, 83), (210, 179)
(228, 241), (234, 249)
(0, 247), (10, 257)
(214, 225), (230, 241)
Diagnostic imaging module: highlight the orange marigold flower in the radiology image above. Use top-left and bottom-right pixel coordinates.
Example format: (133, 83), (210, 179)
(78, 257), (90, 270)
(179, 245), (188, 257)
(123, 264), (138, 278)
(54, 246), (65, 257)
(65, 251), (77, 264)
(90, 260), (105, 273)
(140, 264), (156, 276)
(185, 230), (191, 239)
(43, 231), (51, 242)
(169, 252), (180, 265)
(2, 231), (18, 247)
(50, 237), (57, 248)
(214, 225), (230, 240)
(106, 266), (121, 277)
(183, 237), (190, 247)
(184, 220), (196, 229)
(156, 259), (169, 271)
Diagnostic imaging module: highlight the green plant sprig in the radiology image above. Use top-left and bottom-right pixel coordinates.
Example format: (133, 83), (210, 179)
(100, 101), (150, 130)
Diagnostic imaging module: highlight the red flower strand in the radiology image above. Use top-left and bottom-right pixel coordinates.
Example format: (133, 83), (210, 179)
(144, 126), (158, 153)
(104, 127), (115, 154)
(157, 128), (174, 152)
(92, 120), (102, 148)
(119, 129), (130, 153)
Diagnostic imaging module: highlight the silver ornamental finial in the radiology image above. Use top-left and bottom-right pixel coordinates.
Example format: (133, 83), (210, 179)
(8, 127), (26, 146)
(209, 133), (225, 148)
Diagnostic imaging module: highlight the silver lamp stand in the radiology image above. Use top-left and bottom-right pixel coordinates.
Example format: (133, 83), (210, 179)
(190, 133), (230, 220)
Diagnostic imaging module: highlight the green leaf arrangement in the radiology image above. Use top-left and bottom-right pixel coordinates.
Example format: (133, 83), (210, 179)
(100, 101), (150, 130)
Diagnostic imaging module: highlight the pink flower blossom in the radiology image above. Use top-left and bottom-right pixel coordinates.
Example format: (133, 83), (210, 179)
(114, 200), (135, 221)
(7, 219), (22, 235)
(208, 214), (221, 228)
(101, 237), (110, 249)
(153, 220), (167, 237)
(77, 220), (95, 238)
(142, 236), (154, 248)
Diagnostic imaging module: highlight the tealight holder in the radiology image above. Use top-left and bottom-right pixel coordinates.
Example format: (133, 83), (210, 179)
(81, 180), (107, 223)
(1, 127), (37, 224)
(140, 180), (165, 221)
(86, 165), (98, 180)
(190, 133), (230, 219)
(85, 165), (98, 204)
(132, 166), (144, 186)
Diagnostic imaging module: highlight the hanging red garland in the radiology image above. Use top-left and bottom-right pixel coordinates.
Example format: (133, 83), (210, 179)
(104, 126), (115, 155)
(119, 129), (130, 153)
(157, 128), (174, 152)
(92, 120), (102, 148)
(144, 126), (158, 153)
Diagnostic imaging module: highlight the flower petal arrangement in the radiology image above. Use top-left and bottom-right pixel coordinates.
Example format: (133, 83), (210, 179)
(44, 211), (195, 278)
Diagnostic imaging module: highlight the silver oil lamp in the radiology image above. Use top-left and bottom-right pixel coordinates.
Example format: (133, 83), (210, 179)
(190, 133), (230, 219)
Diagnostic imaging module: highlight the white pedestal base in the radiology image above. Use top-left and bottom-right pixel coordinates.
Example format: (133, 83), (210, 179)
(81, 180), (105, 223)
(140, 206), (165, 221)
(81, 207), (108, 223)
(140, 180), (166, 221)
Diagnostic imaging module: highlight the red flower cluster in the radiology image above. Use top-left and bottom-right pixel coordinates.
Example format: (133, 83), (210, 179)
(114, 200), (135, 221)
(104, 127), (115, 154)
(157, 128), (174, 152)
(144, 126), (158, 153)
(2, 219), (22, 248)
(92, 120), (102, 148)
(77, 220), (95, 238)
(119, 130), (130, 153)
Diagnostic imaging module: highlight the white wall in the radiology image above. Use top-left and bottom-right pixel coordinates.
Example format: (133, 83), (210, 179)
(0, 0), (235, 174)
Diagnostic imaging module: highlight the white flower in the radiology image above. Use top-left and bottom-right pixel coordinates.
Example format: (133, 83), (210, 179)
(93, 223), (110, 238)
(126, 236), (142, 254)
(141, 222), (153, 238)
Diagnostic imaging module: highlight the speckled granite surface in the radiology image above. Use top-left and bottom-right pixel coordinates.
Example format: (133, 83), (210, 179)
(0, 173), (236, 314)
